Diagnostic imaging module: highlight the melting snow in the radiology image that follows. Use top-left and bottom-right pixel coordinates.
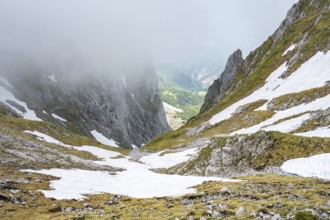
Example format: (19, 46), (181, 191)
(90, 130), (119, 148)
(51, 113), (67, 122)
(207, 51), (330, 131)
(139, 148), (198, 169)
(24, 130), (69, 147)
(0, 84), (42, 121)
(294, 126), (330, 138)
(24, 133), (239, 200)
(282, 44), (296, 56)
(233, 94), (330, 134)
(261, 113), (311, 133)
(48, 74), (58, 82)
(0, 75), (13, 88)
(281, 153), (330, 180)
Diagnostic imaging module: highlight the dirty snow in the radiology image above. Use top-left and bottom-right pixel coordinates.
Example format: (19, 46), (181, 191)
(282, 44), (296, 56)
(24, 134), (239, 200)
(0, 85), (42, 121)
(139, 148), (198, 169)
(207, 51), (330, 130)
(90, 130), (119, 147)
(51, 113), (67, 122)
(281, 153), (330, 180)
(48, 74), (57, 82)
(294, 126), (330, 138)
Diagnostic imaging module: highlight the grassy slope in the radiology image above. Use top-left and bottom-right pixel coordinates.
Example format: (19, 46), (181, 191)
(142, 0), (330, 152)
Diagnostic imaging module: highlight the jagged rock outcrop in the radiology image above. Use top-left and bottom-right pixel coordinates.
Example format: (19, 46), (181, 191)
(0, 62), (170, 149)
(200, 49), (243, 113)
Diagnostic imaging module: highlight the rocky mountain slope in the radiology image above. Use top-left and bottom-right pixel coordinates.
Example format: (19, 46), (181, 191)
(0, 61), (170, 149)
(0, 0), (330, 219)
(143, 0), (330, 178)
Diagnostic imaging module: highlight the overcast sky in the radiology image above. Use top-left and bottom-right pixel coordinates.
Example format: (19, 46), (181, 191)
(0, 0), (298, 74)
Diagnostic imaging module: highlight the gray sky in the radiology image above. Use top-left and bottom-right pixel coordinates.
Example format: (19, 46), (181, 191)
(0, 0), (298, 75)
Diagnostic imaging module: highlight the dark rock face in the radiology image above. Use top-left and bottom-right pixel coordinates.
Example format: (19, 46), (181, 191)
(200, 49), (243, 113)
(1, 64), (170, 149)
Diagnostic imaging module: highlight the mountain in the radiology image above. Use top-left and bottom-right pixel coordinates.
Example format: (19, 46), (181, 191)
(0, 60), (170, 149)
(1, 0), (330, 219)
(144, 0), (330, 178)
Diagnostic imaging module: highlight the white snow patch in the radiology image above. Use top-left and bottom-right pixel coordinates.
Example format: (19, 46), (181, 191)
(52, 113), (67, 122)
(139, 148), (198, 169)
(121, 76), (127, 88)
(294, 126), (330, 138)
(0, 85), (42, 121)
(282, 44), (297, 56)
(163, 102), (183, 113)
(0, 75), (13, 88)
(90, 130), (119, 148)
(261, 113), (311, 133)
(42, 110), (48, 114)
(25, 144), (239, 200)
(131, 144), (138, 149)
(207, 51), (330, 128)
(48, 74), (57, 82)
(233, 94), (330, 134)
(24, 130), (69, 147)
(281, 153), (330, 180)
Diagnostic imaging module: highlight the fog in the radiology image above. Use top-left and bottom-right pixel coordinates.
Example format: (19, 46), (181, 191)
(0, 0), (297, 77)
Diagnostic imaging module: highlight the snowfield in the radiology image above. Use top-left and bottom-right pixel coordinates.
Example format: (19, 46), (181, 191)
(294, 126), (330, 138)
(0, 83), (42, 121)
(205, 51), (330, 135)
(24, 131), (239, 200)
(281, 153), (330, 180)
(90, 130), (119, 147)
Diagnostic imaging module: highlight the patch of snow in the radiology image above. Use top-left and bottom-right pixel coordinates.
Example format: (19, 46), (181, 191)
(25, 145), (239, 200)
(121, 76), (127, 88)
(90, 130), (119, 148)
(207, 51), (330, 128)
(261, 113), (311, 133)
(139, 148), (198, 169)
(294, 126), (330, 138)
(233, 94), (330, 134)
(0, 85), (42, 121)
(42, 110), (48, 114)
(0, 75), (13, 88)
(281, 153), (330, 180)
(282, 44), (297, 56)
(51, 113), (67, 122)
(131, 144), (138, 149)
(163, 102), (183, 113)
(24, 130), (69, 147)
(48, 74), (57, 82)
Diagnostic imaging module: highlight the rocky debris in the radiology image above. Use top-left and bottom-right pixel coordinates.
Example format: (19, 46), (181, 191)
(200, 49), (243, 113)
(108, 195), (122, 206)
(0, 133), (120, 171)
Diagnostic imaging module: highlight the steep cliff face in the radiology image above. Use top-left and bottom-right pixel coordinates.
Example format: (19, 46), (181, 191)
(143, 0), (330, 178)
(0, 62), (170, 149)
(200, 49), (243, 113)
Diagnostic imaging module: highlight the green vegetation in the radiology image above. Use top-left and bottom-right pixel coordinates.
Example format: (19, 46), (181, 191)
(157, 68), (207, 121)
(1, 169), (329, 219)
(143, 0), (330, 152)
(0, 114), (128, 155)
(268, 85), (330, 111)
